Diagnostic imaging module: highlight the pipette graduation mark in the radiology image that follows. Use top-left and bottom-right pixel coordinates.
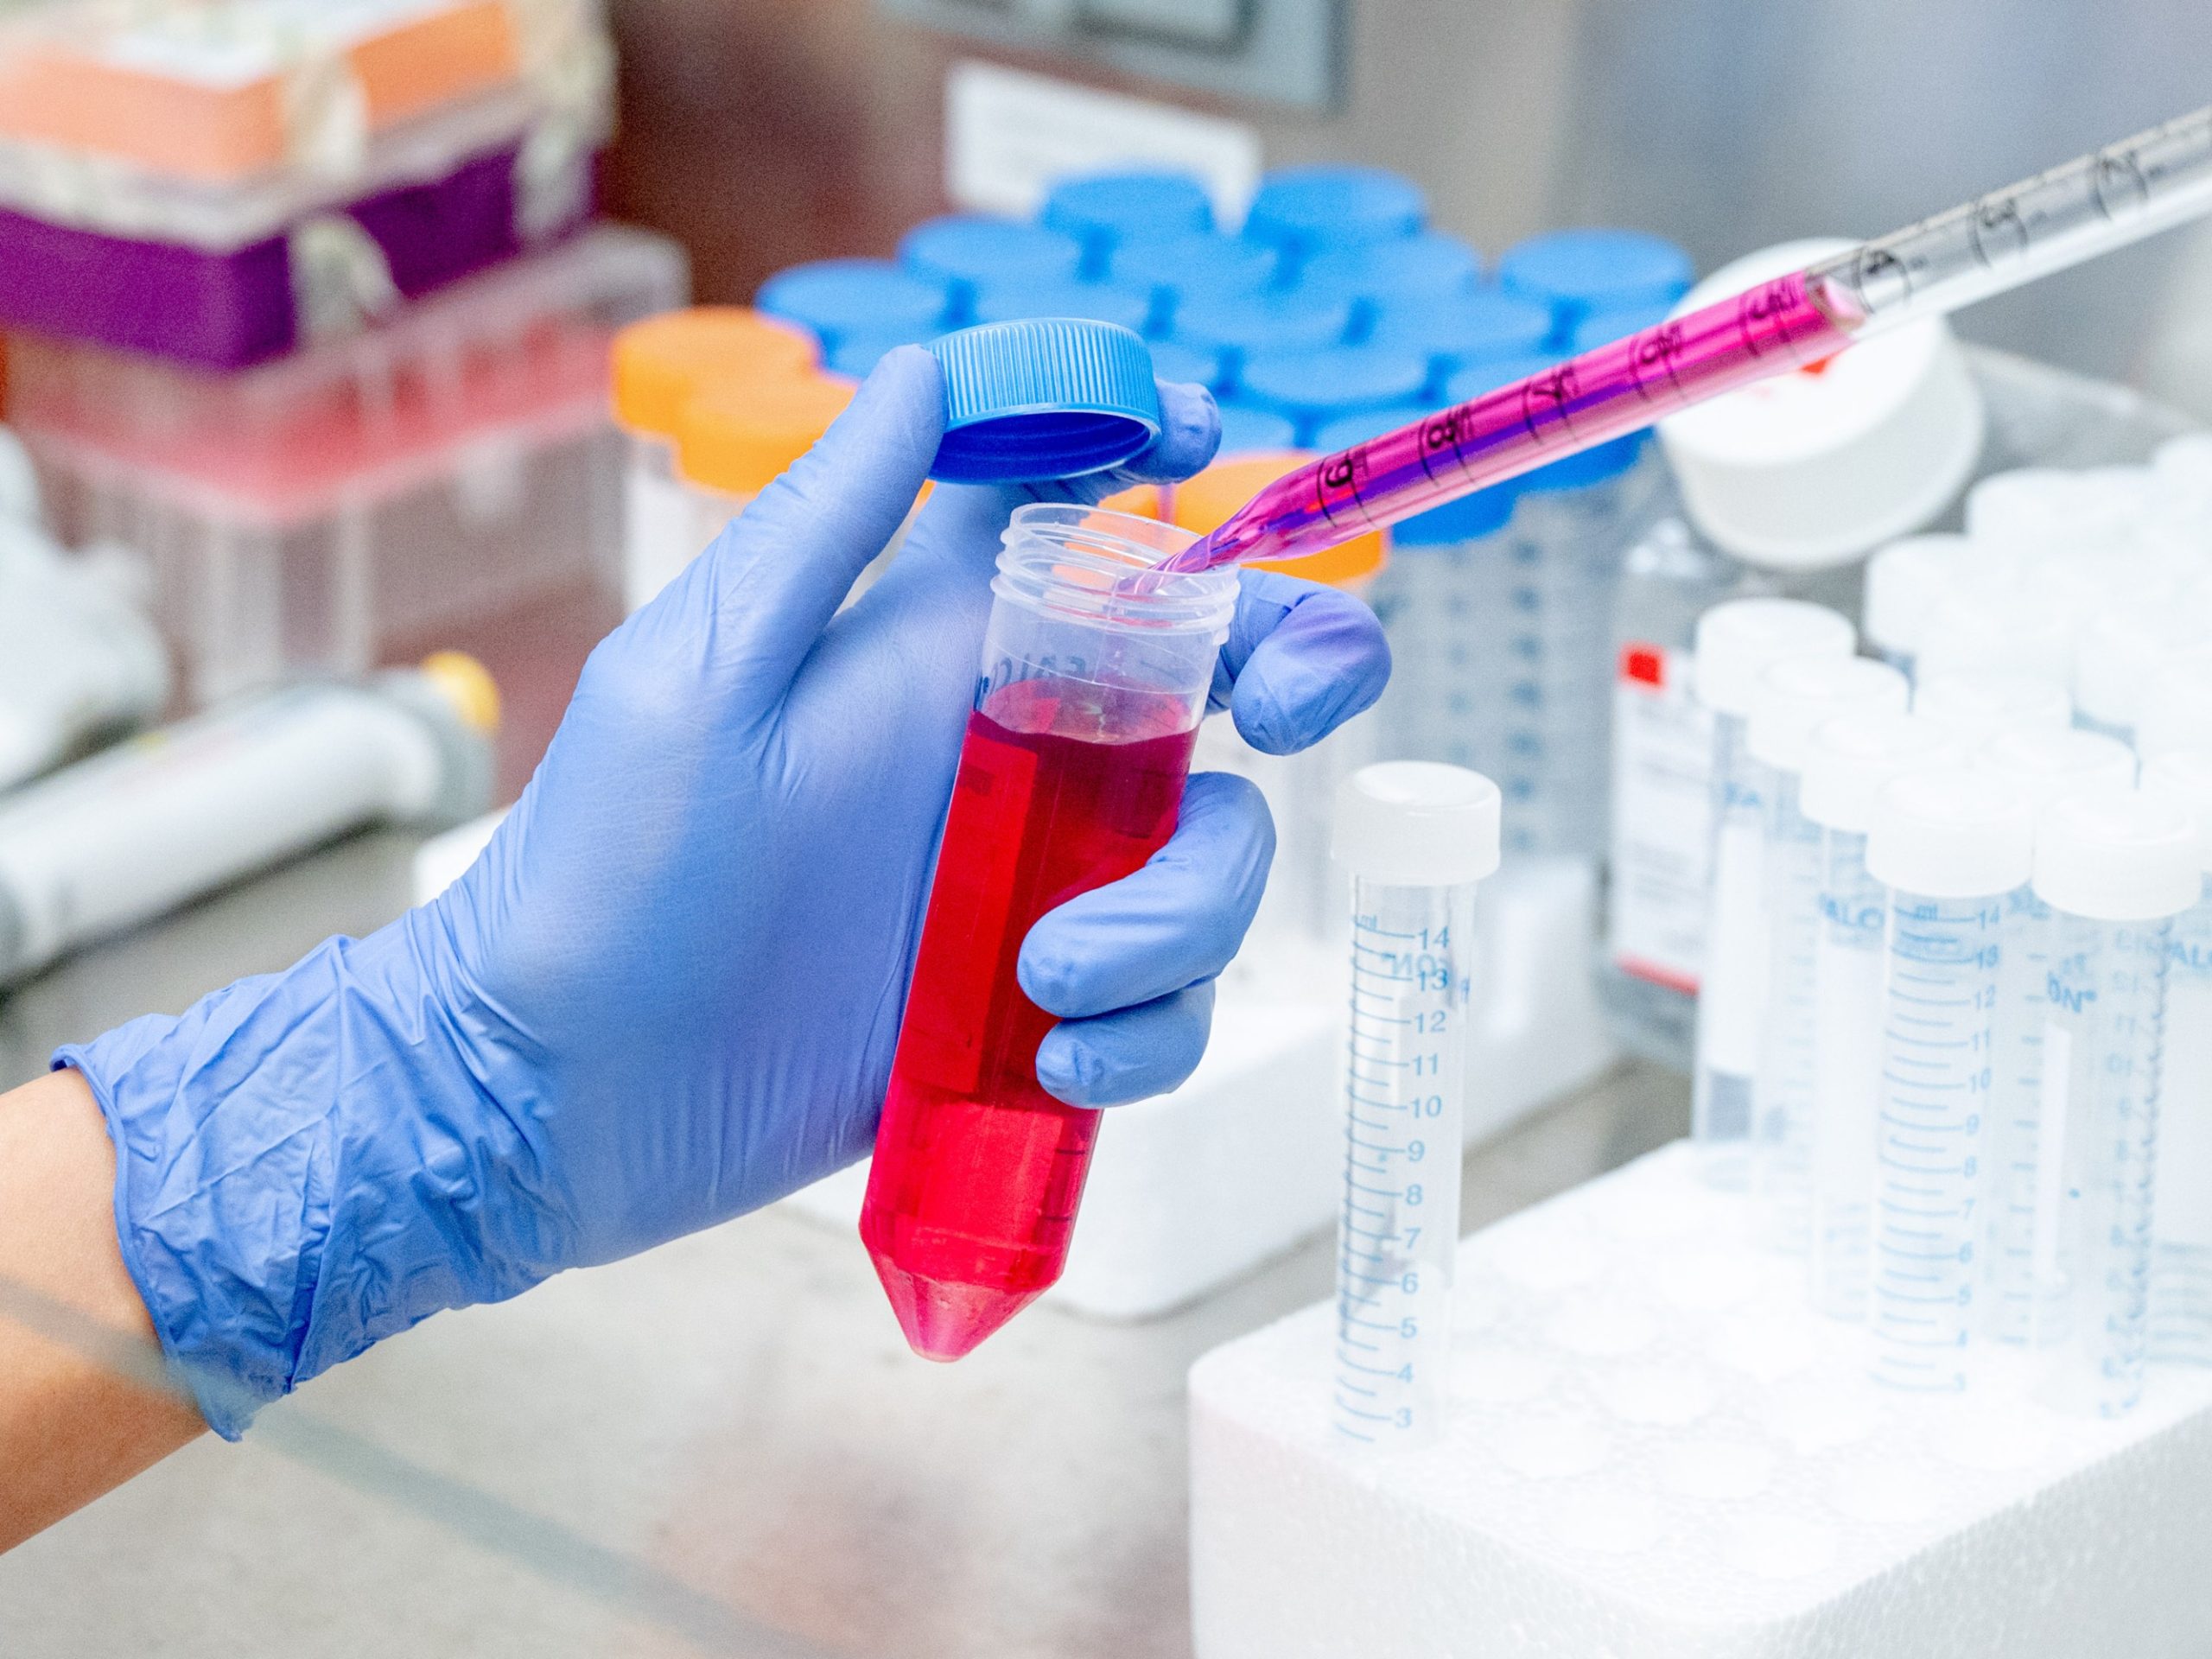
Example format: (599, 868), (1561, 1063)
(1169, 105), (2212, 573)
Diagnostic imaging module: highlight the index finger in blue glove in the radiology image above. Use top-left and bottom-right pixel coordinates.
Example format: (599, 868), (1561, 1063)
(1018, 770), (1272, 1021)
(1210, 569), (1392, 757)
(653, 345), (944, 722)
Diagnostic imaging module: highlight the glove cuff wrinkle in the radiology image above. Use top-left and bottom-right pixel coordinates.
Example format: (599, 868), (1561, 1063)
(56, 921), (524, 1440)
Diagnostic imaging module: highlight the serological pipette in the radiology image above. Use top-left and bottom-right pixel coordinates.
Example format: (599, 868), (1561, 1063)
(1167, 105), (2212, 573)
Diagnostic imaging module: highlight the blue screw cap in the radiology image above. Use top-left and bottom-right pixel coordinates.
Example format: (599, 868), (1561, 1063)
(1110, 233), (1280, 330)
(969, 277), (1154, 337)
(755, 259), (949, 350)
(1244, 164), (1427, 260)
(927, 318), (1163, 484)
(1567, 297), (1680, 354)
(1148, 338), (1225, 392)
(1216, 404), (1301, 456)
(1366, 287), (1554, 385)
(1174, 289), (1357, 383)
(900, 216), (1087, 317)
(1041, 170), (1214, 257)
(1497, 229), (1694, 334)
(1300, 232), (1482, 317)
(1236, 345), (1432, 445)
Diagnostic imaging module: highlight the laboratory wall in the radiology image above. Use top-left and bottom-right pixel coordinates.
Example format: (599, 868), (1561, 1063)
(607, 0), (2212, 405)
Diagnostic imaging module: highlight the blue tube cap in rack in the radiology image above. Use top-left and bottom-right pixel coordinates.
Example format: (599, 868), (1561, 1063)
(969, 278), (1154, 336)
(1216, 404), (1301, 456)
(1041, 170), (1214, 257)
(1236, 345), (1432, 444)
(900, 216), (1088, 315)
(926, 318), (1162, 484)
(1110, 233), (1280, 328)
(1244, 164), (1427, 259)
(1497, 229), (1694, 334)
(1364, 287), (1554, 385)
(755, 259), (949, 350)
(1174, 289), (1357, 383)
(1300, 232), (1482, 318)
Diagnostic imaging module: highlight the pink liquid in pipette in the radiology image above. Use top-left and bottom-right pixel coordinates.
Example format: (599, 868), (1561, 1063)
(1169, 271), (1861, 571)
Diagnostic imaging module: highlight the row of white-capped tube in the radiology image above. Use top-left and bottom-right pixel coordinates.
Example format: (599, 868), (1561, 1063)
(1688, 435), (2212, 1416)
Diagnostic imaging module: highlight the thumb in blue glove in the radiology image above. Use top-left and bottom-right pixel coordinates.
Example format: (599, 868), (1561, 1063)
(60, 346), (1391, 1434)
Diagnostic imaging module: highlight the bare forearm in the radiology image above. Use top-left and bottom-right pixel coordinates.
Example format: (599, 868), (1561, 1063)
(0, 1069), (204, 1551)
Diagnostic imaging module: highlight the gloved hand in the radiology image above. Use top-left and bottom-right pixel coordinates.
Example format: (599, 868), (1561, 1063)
(60, 346), (1390, 1437)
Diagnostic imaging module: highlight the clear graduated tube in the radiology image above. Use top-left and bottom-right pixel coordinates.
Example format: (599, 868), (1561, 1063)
(1688, 600), (1856, 1190)
(1169, 105), (2212, 574)
(862, 505), (1236, 1362)
(1865, 772), (2034, 1393)
(1745, 657), (1910, 1255)
(2023, 790), (2198, 1416)
(2144, 748), (2212, 1367)
(1801, 710), (1961, 1322)
(1330, 763), (1501, 1450)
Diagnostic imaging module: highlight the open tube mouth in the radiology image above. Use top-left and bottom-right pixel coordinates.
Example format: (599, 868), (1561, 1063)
(993, 502), (1237, 633)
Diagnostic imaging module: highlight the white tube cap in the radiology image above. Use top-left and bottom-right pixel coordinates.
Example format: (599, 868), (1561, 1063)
(1332, 762), (1502, 887)
(2074, 602), (2202, 733)
(1862, 534), (1969, 662)
(2136, 647), (2212, 760)
(1980, 726), (2137, 811)
(1692, 598), (1855, 717)
(2154, 433), (2212, 505)
(1866, 769), (2034, 898)
(1802, 711), (1961, 835)
(1967, 468), (2102, 551)
(2031, 786), (2200, 921)
(1914, 667), (2071, 747)
(2142, 747), (2212, 874)
(1746, 655), (1909, 772)
(1910, 585), (2077, 684)
(1658, 238), (1982, 570)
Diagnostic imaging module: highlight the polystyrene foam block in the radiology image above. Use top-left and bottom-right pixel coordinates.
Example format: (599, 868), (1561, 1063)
(785, 855), (1616, 1319)
(1189, 1141), (2212, 1658)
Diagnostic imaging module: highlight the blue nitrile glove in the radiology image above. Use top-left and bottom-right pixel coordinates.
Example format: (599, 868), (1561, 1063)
(59, 346), (1390, 1436)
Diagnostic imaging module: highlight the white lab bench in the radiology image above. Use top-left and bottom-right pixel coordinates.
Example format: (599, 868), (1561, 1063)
(0, 823), (1686, 1658)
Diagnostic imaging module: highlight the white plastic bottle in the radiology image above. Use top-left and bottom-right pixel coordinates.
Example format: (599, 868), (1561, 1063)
(1686, 599), (1855, 1185)
(1913, 667), (2071, 749)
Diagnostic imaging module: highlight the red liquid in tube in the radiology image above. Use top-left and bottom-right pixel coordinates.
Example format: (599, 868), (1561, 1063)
(863, 676), (1198, 1359)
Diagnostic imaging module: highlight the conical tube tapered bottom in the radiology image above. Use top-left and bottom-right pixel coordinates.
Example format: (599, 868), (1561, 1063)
(868, 1248), (1044, 1362)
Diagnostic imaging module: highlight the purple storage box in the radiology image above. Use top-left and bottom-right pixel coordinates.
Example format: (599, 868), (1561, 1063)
(0, 140), (600, 369)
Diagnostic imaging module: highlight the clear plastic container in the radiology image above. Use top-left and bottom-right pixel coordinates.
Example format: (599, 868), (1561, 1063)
(2024, 789), (2198, 1415)
(16, 225), (684, 705)
(860, 504), (1236, 1362)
